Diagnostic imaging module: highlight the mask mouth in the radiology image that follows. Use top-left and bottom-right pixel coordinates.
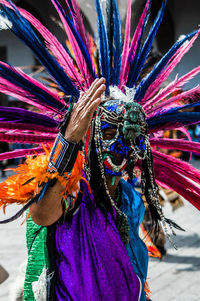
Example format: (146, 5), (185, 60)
(102, 152), (123, 166)
(102, 152), (127, 174)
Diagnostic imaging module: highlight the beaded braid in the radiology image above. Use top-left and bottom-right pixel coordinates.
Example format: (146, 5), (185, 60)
(93, 114), (130, 245)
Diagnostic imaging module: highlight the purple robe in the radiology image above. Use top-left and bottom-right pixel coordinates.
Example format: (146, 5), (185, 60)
(55, 181), (141, 300)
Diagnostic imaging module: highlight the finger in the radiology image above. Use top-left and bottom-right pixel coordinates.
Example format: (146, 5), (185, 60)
(88, 78), (101, 91)
(85, 78), (106, 101)
(88, 97), (102, 116)
(85, 83), (106, 111)
(76, 79), (99, 104)
(90, 83), (106, 103)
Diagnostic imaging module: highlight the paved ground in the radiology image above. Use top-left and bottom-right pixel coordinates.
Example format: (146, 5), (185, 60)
(0, 162), (200, 300)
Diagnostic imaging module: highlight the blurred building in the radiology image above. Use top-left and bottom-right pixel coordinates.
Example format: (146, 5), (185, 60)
(0, 0), (199, 105)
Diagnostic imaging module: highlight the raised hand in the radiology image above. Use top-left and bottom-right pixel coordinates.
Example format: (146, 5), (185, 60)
(65, 78), (106, 143)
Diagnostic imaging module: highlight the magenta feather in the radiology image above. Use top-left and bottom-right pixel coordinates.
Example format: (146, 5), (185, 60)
(0, 78), (45, 112)
(153, 152), (200, 210)
(51, 0), (93, 89)
(148, 86), (200, 117)
(0, 147), (45, 161)
(21, 9), (84, 89)
(142, 30), (200, 107)
(65, 0), (87, 45)
(150, 138), (200, 154)
(0, 0), (83, 89)
(153, 150), (200, 186)
(118, 0), (131, 89)
(0, 121), (58, 133)
(144, 65), (200, 113)
(123, 0), (150, 87)
(65, 0), (94, 72)
(0, 132), (55, 144)
(0, 61), (66, 113)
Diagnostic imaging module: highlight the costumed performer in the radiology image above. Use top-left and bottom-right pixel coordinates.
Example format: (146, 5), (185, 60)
(0, 0), (200, 300)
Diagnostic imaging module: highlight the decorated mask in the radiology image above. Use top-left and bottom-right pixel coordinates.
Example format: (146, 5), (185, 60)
(93, 98), (147, 179)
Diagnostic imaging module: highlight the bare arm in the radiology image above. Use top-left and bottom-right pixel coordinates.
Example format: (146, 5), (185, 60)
(30, 78), (106, 226)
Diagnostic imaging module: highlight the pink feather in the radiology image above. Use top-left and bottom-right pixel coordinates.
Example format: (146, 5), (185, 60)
(153, 157), (200, 211)
(147, 86), (200, 117)
(142, 30), (200, 107)
(51, 0), (93, 89)
(150, 138), (200, 154)
(143, 30), (200, 104)
(118, 0), (131, 89)
(65, 0), (95, 74)
(0, 78), (44, 112)
(153, 150), (200, 185)
(0, 0), (83, 89)
(123, 0), (150, 87)
(0, 133), (55, 144)
(0, 147), (45, 161)
(144, 65), (200, 113)
(0, 61), (66, 113)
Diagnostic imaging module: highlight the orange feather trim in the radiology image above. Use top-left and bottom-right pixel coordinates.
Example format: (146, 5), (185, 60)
(144, 281), (151, 300)
(0, 145), (85, 212)
(140, 223), (162, 259)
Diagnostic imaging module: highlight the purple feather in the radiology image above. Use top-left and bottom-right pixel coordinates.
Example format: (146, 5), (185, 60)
(0, 61), (66, 113)
(0, 106), (59, 128)
(0, 121), (58, 133)
(20, 8), (84, 90)
(0, 0), (83, 88)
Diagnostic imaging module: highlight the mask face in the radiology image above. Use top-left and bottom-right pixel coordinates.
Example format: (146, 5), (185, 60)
(101, 124), (129, 176)
(94, 99), (147, 177)
(99, 100), (130, 177)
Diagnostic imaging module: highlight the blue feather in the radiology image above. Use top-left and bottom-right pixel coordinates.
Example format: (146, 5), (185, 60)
(106, 0), (114, 83)
(65, 0), (75, 14)
(0, 1), (79, 98)
(0, 62), (65, 112)
(95, 0), (110, 94)
(127, 0), (166, 88)
(164, 96), (200, 113)
(135, 31), (198, 101)
(52, 0), (95, 78)
(112, 0), (122, 85)
(38, 182), (50, 201)
(127, 0), (151, 87)
(147, 111), (200, 131)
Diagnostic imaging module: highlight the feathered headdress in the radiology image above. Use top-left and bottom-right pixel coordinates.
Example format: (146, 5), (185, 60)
(0, 0), (200, 226)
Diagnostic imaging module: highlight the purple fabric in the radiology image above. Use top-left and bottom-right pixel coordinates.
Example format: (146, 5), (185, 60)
(55, 181), (141, 300)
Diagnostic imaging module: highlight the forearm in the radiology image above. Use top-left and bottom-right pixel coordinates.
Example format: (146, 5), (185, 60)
(30, 180), (64, 226)
(30, 78), (106, 226)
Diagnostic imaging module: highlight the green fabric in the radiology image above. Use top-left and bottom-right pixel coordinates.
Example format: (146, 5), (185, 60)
(23, 215), (49, 301)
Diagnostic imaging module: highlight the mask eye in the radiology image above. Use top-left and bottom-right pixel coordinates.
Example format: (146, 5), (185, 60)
(103, 128), (117, 140)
